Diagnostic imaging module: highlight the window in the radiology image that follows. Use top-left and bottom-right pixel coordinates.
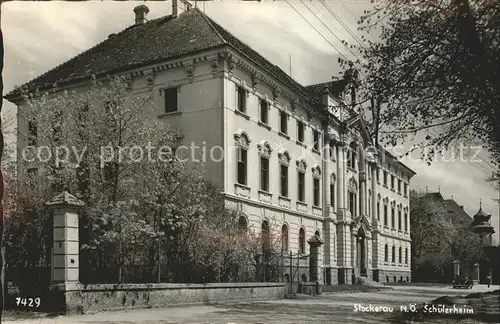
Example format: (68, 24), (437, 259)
(297, 171), (305, 202)
(238, 216), (248, 233)
(348, 192), (357, 217)
(53, 110), (63, 142)
(237, 148), (247, 185)
(391, 207), (396, 229)
(260, 156), (269, 191)
(313, 130), (320, 151)
(347, 143), (357, 169)
(280, 165), (289, 197)
(330, 183), (335, 208)
(384, 205), (388, 225)
(399, 247), (402, 263)
(404, 212), (408, 232)
(377, 201), (380, 220)
(405, 248), (408, 264)
(237, 86), (247, 113)
(313, 177), (320, 206)
(27, 168), (38, 178)
(384, 244), (388, 262)
(103, 161), (117, 185)
(329, 140), (335, 159)
(376, 168), (380, 182)
(391, 175), (395, 189)
(398, 179), (402, 193)
(260, 99), (269, 124)
(368, 194), (371, 217)
(299, 228), (305, 254)
(383, 171), (388, 186)
(404, 183), (408, 196)
(391, 246), (396, 263)
(164, 87), (179, 113)
(262, 221), (270, 251)
(398, 210), (402, 230)
(297, 121), (304, 143)
(280, 111), (288, 134)
(28, 120), (37, 146)
(281, 225), (289, 251)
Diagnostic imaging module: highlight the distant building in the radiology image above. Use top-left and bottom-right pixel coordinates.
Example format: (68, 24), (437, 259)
(470, 203), (495, 246)
(425, 192), (472, 226)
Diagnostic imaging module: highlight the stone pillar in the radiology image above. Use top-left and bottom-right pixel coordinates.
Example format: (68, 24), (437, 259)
(46, 191), (85, 290)
(453, 260), (460, 278)
(370, 163), (377, 224)
(308, 234), (324, 283)
(337, 145), (346, 211)
(472, 263), (480, 284)
(351, 231), (357, 279)
(359, 171), (366, 217)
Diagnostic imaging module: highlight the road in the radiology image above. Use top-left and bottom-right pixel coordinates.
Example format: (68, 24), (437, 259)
(5, 284), (499, 324)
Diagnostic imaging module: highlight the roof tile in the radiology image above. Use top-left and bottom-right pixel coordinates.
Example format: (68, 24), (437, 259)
(6, 8), (331, 106)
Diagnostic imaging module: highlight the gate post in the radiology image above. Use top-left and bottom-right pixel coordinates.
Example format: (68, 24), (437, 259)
(307, 234), (324, 294)
(472, 263), (480, 284)
(46, 191), (85, 289)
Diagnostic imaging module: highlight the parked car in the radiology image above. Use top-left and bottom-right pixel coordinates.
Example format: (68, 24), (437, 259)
(453, 275), (473, 289)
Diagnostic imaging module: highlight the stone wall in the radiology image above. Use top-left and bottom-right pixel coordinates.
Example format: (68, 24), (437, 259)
(375, 270), (412, 283)
(51, 282), (286, 315)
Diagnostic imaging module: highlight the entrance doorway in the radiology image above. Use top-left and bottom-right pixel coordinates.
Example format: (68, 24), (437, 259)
(357, 227), (367, 277)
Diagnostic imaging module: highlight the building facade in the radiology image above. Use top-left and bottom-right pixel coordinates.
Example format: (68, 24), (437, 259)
(6, 6), (415, 284)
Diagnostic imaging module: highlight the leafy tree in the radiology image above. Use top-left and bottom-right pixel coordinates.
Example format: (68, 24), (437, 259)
(410, 189), (487, 282)
(340, 0), (500, 164)
(409, 190), (451, 260)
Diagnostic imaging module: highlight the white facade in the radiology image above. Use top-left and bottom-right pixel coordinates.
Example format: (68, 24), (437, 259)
(14, 40), (414, 285)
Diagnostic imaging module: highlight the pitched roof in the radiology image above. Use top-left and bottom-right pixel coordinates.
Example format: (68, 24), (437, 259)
(443, 198), (472, 225)
(305, 80), (349, 99)
(4, 8), (316, 103)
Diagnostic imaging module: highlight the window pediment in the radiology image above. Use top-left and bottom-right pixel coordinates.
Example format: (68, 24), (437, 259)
(296, 158), (307, 172)
(234, 130), (251, 149)
(257, 140), (272, 158)
(312, 164), (321, 178)
(278, 150), (291, 166)
(348, 177), (357, 192)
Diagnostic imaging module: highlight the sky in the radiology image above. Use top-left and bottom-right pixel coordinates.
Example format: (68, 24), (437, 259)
(1, 0), (498, 243)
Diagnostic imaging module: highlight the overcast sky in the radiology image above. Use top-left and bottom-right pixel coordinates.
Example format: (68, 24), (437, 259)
(1, 1), (498, 242)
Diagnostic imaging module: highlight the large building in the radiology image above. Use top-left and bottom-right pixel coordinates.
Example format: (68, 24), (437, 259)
(5, 5), (415, 284)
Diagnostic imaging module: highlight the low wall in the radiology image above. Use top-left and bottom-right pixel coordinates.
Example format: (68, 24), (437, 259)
(51, 282), (286, 315)
(377, 270), (412, 283)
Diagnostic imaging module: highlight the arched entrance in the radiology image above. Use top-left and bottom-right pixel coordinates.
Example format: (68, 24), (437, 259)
(356, 227), (367, 277)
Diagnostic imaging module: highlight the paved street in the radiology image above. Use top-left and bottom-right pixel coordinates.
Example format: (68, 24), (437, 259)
(5, 284), (499, 324)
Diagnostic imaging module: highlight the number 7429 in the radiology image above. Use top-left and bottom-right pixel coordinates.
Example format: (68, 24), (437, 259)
(15, 297), (41, 307)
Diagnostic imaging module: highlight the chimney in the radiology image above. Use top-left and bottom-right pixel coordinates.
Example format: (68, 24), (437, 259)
(134, 5), (150, 25)
(172, 0), (178, 18)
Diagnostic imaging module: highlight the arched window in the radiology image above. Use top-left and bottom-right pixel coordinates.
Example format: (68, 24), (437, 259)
(405, 248), (408, 264)
(238, 216), (247, 233)
(391, 245), (396, 263)
(384, 244), (388, 262)
(262, 220), (270, 250)
(348, 142), (357, 169)
(281, 224), (289, 251)
(399, 246), (402, 263)
(347, 178), (358, 217)
(299, 227), (305, 254)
